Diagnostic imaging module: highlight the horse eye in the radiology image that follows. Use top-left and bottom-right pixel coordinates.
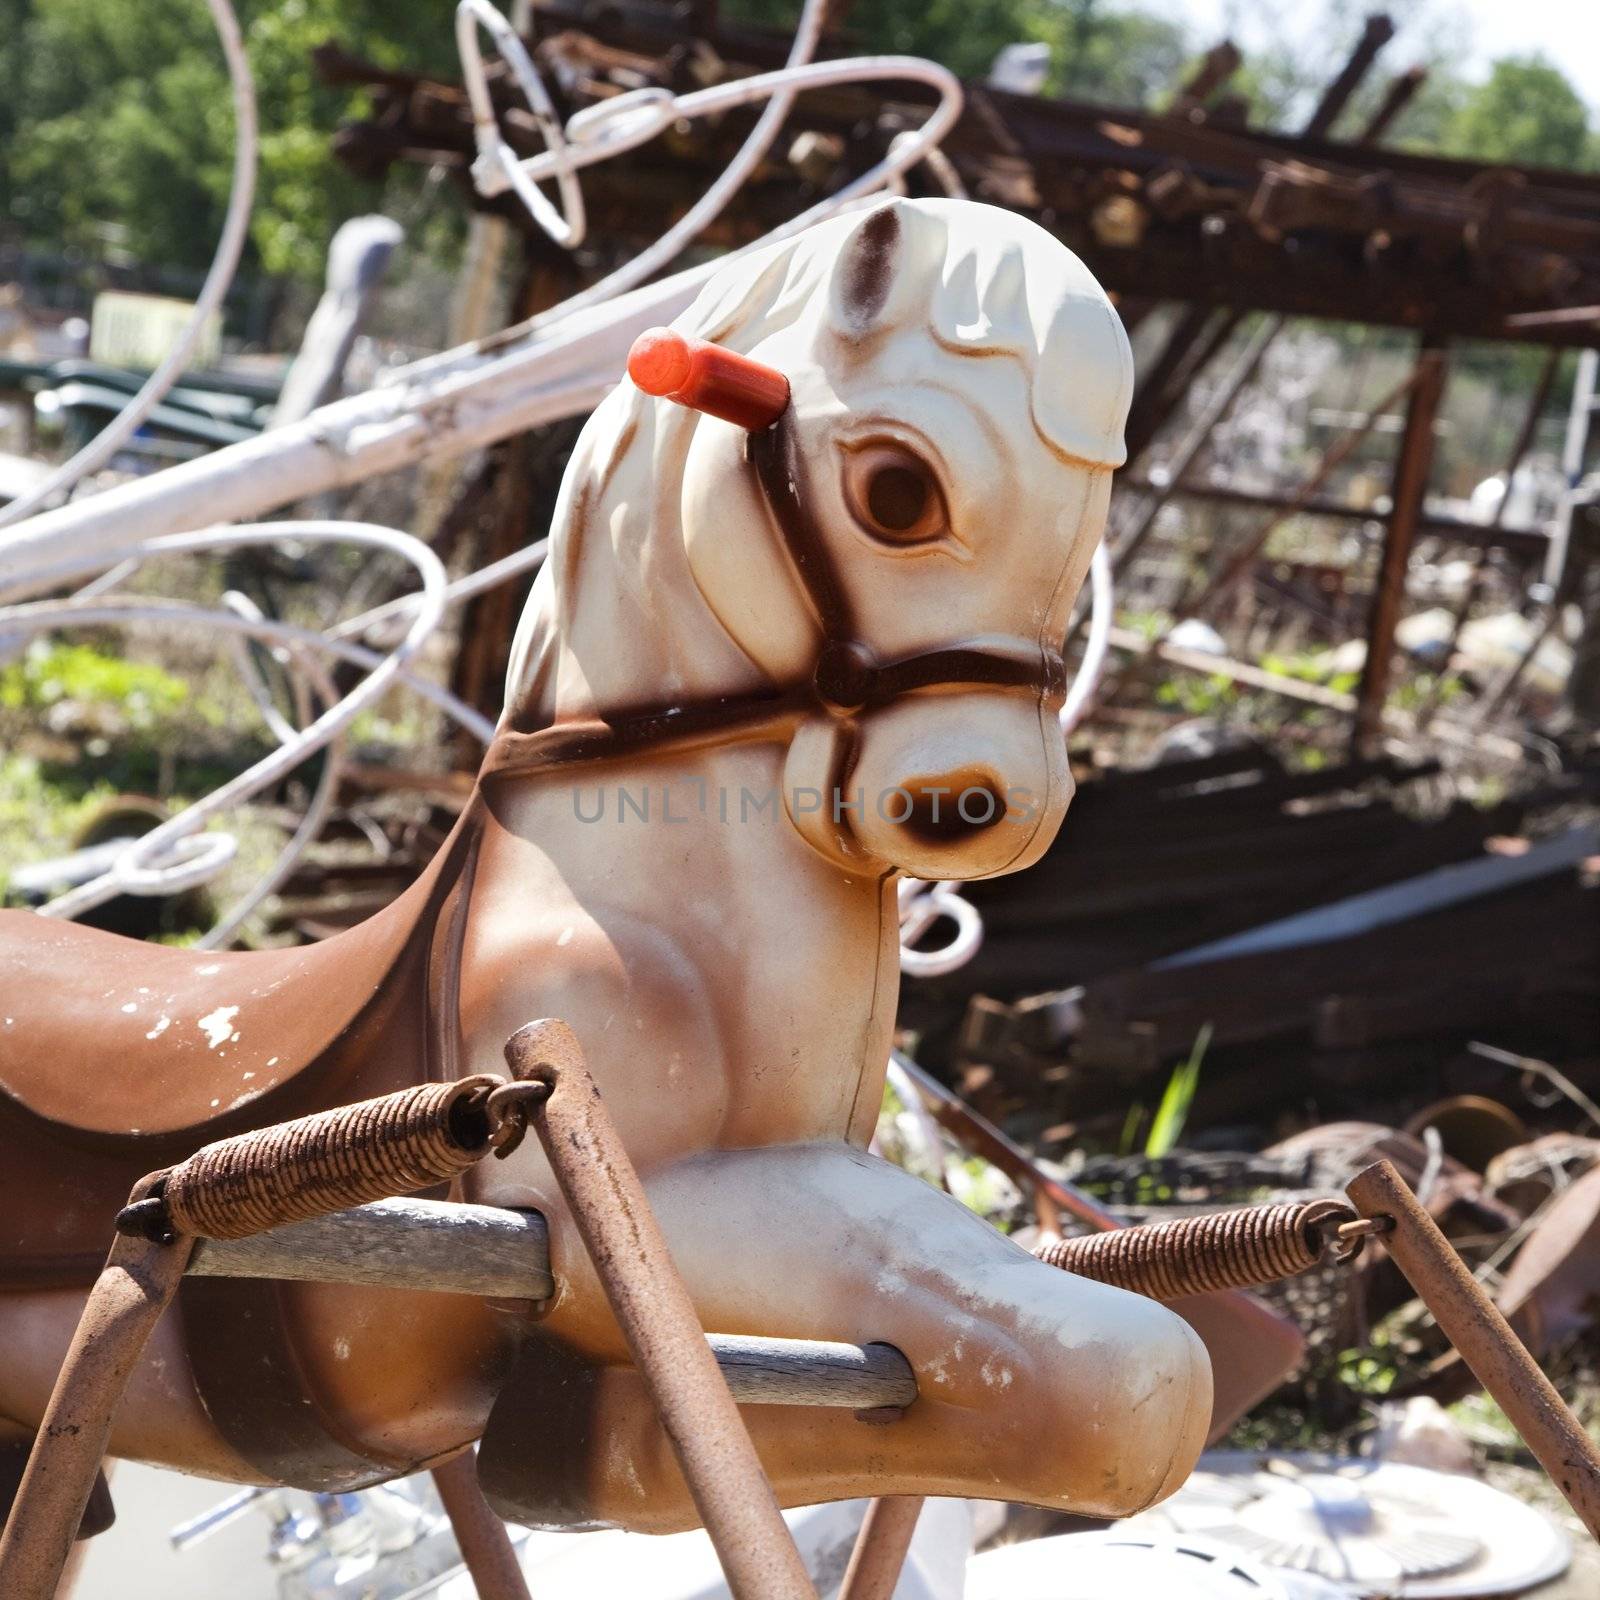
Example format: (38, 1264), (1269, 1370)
(844, 444), (946, 545)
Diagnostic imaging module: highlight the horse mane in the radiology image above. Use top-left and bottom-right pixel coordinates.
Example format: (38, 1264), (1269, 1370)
(502, 198), (1133, 723)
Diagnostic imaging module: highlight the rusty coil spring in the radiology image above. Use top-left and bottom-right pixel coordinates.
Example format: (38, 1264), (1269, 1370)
(1033, 1199), (1360, 1301)
(154, 1075), (544, 1241)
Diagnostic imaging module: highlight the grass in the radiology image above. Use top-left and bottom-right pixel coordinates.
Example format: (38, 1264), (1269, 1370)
(1145, 1023), (1211, 1159)
(0, 639), (193, 727)
(0, 633), (311, 938)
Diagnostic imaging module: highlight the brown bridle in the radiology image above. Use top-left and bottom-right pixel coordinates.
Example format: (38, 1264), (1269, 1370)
(480, 332), (1065, 790)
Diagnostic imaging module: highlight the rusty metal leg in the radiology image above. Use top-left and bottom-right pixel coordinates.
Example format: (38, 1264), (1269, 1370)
(0, 1231), (194, 1600)
(838, 1495), (924, 1600)
(504, 1019), (818, 1600)
(1351, 342), (1447, 756)
(1348, 1159), (1600, 1541)
(431, 1451), (531, 1600)
(51, 1540), (92, 1600)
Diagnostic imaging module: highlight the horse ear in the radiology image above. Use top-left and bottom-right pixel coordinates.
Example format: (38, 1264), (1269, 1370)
(831, 199), (948, 344)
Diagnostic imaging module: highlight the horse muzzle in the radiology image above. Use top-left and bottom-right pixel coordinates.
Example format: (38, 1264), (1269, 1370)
(784, 691), (1072, 881)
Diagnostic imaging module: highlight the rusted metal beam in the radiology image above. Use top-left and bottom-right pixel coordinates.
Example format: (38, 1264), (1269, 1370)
(894, 1053), (1119, 1232)
(322, 9), (1600, 349)
(1120, 32), (1431, 480)
(1106, 625), (1358, 713)
(1361, 65), (1427, 145)
(1111, 316), (1280, 577)
(1301, 13), (1396, 139)
(0, 1233), (196, 1600)
(837, 1496), (925, 1600)
(1105, 361), (1423, 706)
(431, 1452), (533, 1600)
(506, 1019), (818, 1600)
(1123, 304), (1222, 468)
(1506, 306), (1600, 332)
(1116, 476), (1547, 558)
(1347, 1158), (1600, 1541)
(1352, 341), (1447, 754)
(1168, 41), (1243, 118)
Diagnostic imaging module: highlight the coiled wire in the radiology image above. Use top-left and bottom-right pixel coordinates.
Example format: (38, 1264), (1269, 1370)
(1034, 1199), (1358, 1301)
(160, 1076), (505, 1240)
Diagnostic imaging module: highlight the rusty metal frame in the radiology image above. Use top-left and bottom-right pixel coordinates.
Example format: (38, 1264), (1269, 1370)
(838, 1495), (925, 1600)
(1102, 360), (1426, 709)
(1348, 1158), (1600, 1540)
(323, 6), (1600, 351)
(431, 1451), (534, 1600)
(504, 1017), (821, 1600)
(1413, 344), (1562, 731)
(1351, 342), (1449, 755)
(0, 1232), (196, 1600)
(11, 1057), (1600, 1599)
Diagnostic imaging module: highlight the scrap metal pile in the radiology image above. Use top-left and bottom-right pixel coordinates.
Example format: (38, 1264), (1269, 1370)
(318, 4), (1600, 763)
(278, 3), (1600, 1159)
(901, 747), (1597, 1118)
(324, 9), (1600, 347)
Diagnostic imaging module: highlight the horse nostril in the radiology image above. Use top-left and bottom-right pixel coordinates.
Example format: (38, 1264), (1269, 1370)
(895, 772), (1007, 847)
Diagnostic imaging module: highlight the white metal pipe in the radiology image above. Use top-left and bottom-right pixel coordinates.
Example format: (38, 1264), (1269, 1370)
(456, 0), (585, 246)
(0, 279), (694, 601)
(1060, 541), (1113, 735)
(5, 521), (446, 917)
(522, 0), (826, 317)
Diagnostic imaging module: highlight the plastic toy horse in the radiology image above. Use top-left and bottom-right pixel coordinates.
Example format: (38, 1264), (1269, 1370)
(0, 197), (1209, 1536)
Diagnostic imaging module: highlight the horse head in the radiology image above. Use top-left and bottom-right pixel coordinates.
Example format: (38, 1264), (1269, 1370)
(498, 197), (1131, 883)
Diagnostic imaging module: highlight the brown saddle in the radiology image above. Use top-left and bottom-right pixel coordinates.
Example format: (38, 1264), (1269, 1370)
(0, 816), (480, 1290)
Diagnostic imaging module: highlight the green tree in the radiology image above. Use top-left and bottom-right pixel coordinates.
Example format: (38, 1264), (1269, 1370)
(1046, 1), (1189, 106)
(0, 0), (460, 284)
(1444, 54), (1593, 170)
(728, 0), (1187, 108)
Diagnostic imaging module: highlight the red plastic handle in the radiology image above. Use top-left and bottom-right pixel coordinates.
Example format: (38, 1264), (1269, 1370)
(627, 327), (790, 432)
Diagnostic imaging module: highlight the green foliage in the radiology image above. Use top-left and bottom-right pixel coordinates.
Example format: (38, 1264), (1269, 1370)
(1444, 54), (1595, 171)
(1043, 1), (1190, 107)
(1260, 651), (1360, 696)
(1337, 1347), (1401, 1396)
(1155, 670), (1240, 717)
(728, 0), (1187, 107)
(1117, 1099), (1147, 1156)
(1145, 1022), (1209, 1158)
(1224, 0), (1451, 133)
(0, 0), (460, 284)
(1190, 1), (1596, 172)
(0, 639), (189, 729)
(1449, 1390), (1521, 1451)
(0, 753), (119, 872)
